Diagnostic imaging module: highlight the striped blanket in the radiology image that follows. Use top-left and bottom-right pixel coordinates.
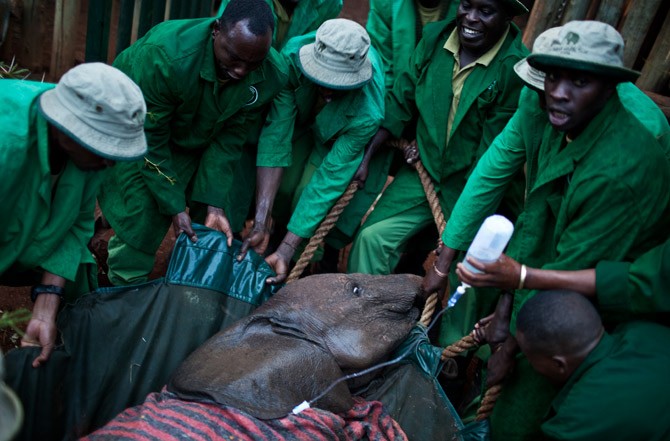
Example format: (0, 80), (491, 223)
(81, 391), (408, 441)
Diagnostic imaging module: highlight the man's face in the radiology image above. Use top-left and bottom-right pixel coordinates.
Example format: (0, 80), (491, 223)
(53, 128), (115, 171)
(457, 0), (510, 54)
(543, 68), (614, 138)
(212, 19), (272, 81)
(317, 86), (345, 103)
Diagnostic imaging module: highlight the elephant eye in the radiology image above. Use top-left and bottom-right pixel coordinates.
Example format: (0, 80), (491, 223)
(352, 285), (361, 296)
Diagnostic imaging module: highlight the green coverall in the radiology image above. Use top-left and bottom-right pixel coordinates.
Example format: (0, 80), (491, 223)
(217, 0), (342, 50)
(442, 87), (670, 440)
(367, 0), (459, 92)
(596, 238), (670, 321)
(541, 322), (670, 441)
(98, 18), (288, 285)
(257, 32), (386, 248)
(347, 20), (528, 275)
(0, 80), (101, 297)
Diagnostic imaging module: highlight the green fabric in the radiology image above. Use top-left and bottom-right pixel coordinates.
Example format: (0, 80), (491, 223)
(4, 226), (280, 440)
(348, 20), (528, 274)
(347, 169), (436, 274)
(596, 238), (670, 321)
(449, 90), (670, 441)
(506, 95), (670, 330)
(106, 234), (157, 285)
(0, 80), (101, 286)
(258, 32), (387, 240)
(366, 0), (459, 91)
(98, 18), (289, 255)
(443, 82), (670, 250)
(541, 322), (670, 441)
(216, 0), (342, 50)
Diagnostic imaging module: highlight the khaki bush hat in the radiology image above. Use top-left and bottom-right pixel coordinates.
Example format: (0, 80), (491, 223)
(298, 18), (372, 90)
(499, 0), (529, 16)
(514, 26), (562, 90)
(527, 20), (640, 83)
(39, 62), (148, 161)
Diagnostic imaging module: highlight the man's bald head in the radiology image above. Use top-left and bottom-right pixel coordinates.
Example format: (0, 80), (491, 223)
(516, 290), (604, 384)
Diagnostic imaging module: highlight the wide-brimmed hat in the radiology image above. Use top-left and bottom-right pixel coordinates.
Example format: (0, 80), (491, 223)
(0, 351), (23, 441)
(39, 62), (148, 161)
(514, 26), (562, 90)
(499, 0), (529, 16)
(298, 18), (372, 90)
(527, 20), (640, 83)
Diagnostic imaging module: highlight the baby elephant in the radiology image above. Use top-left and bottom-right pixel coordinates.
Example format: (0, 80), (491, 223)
(168, 273), (422, 419)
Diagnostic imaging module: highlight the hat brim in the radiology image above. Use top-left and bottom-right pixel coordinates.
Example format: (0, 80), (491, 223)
(501, 0), (529, 16)
(0, 383), (23, 441)
(514, 58), (545, 90)
(297, 43), (372, 90)
(38, 89), (147, 161)
(527, 53), (640, 83)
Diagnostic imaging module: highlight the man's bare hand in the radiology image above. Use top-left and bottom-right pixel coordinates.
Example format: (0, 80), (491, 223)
(204, 206), (233, 246)
(172, 211), (197, 242)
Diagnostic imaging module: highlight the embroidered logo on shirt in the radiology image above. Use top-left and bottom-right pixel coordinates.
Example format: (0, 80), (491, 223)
(246, 86), (259, 106)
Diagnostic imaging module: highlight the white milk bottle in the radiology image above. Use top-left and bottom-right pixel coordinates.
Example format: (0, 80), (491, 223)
(461, 215), (514, 274)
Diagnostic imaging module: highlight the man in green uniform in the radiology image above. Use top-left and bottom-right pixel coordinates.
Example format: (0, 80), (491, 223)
(426, 21), (670, 440)
(260, 19), (385, 284)
(516, 290), (670, 441)
(98, 0), (289, 285)
(0, 63), (147, 367)
(217, 0), (342, 51)
(347, 0), (529, 276)
(367, 0), (460, 93)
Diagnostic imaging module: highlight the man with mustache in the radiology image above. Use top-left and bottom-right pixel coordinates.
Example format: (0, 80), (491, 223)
(98, 0), (289, 286)
(347, 0), (529, 277)
(426, 21), (670, 440)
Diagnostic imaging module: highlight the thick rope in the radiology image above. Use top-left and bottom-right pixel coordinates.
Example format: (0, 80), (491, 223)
(440, 334), (478, 360)
(388, 139), (445, 327)
(287, 182), (359, 283)
(475, 384), (503, 421)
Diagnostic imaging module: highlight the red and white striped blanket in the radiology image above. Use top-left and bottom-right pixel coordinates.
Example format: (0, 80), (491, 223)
(81, 391), (408, 441)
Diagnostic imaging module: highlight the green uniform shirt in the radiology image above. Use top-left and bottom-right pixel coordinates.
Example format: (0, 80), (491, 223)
(217, 0), (342, 50)
(99, 18), (288, 252)
(257, 32), (386, 239)
(0, 80), (100, 282)
(382, 19), (528, 221)
(596, 239), (670, 320)
(442, 85), (670, 327)
(542, 322), (670, 441)
(367, 0), (459, 91)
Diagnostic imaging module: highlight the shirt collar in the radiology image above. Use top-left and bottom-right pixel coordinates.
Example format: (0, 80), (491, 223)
(443, 25), (510, 68)
(551, 333), (615, 410)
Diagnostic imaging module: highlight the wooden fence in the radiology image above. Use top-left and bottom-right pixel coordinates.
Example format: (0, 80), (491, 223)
(1, 0), (669, 97)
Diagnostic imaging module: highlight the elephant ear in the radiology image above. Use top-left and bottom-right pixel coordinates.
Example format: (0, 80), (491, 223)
(168, 319), (353, 420)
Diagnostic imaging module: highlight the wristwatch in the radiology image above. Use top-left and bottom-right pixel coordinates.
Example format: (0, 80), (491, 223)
(30, 284), (65, 303)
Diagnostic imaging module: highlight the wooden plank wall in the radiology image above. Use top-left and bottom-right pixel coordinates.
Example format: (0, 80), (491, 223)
(1, 0), (669, 95)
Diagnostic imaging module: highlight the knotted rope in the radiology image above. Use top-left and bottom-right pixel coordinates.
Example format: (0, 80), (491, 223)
(387, 139), (445, 327)
(389, 138), (502, 421)
(287, 182), (359, 283)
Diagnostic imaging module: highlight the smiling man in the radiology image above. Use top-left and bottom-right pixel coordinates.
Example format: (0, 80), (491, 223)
(98, 0), (289, 286)
(347, 0), (528, 277)
(0, 63), (147, 367)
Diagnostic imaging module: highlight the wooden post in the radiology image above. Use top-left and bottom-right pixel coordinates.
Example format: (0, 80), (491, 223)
(619, 0), (662, 67)
(522, 0), (567, 48)
(20, 0), (53, 76)
(636, 8), (670, 94)
(594, 0), (626, 27)
(561, 0), (591, 23)
(51, 0), (82, 79)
